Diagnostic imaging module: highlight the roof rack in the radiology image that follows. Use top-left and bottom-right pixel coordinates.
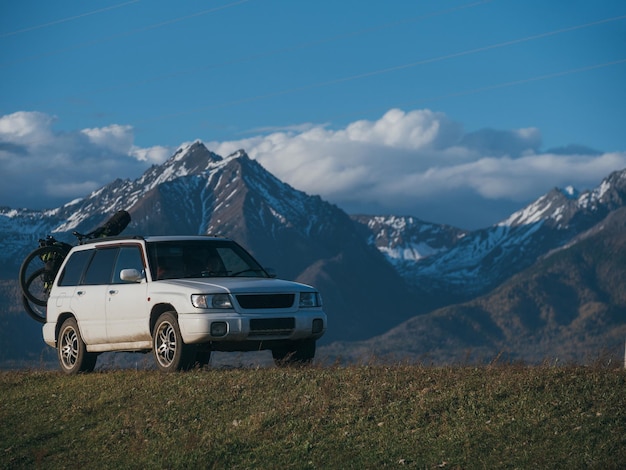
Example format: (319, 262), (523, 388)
(80, 234), (145, 246)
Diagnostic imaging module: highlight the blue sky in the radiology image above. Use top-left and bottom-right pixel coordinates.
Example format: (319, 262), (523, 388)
(1, 0), (625, 229)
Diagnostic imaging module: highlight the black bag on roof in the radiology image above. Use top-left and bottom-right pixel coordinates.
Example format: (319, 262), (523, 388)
(92, 210), (131, 238)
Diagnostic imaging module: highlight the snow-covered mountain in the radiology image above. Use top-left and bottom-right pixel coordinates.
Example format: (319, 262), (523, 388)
(0, 142), (422, 343)
(356, 168), (626, 298)
(351, 215), (468, 264)
(323, 204), (626, 365)
(2, 140), (625, 363)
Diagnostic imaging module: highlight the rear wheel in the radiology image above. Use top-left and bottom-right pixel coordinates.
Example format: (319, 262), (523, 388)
(57, 317), (97, 374)
(152, 312), (195, 372)
(272, 339), (316, 367)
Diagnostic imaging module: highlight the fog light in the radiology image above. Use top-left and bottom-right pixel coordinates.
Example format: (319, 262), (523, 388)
(211, 322), (228, 337)
(312, 318), (324, 334)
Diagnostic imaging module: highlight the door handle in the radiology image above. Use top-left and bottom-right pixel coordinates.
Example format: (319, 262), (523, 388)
(76, 291), (85, 296)
(109, 289), (118, 295)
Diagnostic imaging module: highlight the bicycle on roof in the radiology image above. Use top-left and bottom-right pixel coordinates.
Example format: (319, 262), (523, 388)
(19, 210), (131, 323)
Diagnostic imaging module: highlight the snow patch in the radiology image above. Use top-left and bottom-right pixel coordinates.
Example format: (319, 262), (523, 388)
(499, 195), (551, 226)
(561, 186), (578, 199)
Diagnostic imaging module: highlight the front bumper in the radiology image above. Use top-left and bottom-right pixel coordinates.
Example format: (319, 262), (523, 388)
(178, 310), (327, 344)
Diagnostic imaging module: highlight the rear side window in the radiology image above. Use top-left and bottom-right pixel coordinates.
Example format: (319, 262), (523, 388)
(82, 248), (119, 285)
(57, 250), (93, 286)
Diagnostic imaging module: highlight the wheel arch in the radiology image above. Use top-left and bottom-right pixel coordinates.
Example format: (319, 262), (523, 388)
(54, 312), (77, 343)
(150, 303), (177, 334)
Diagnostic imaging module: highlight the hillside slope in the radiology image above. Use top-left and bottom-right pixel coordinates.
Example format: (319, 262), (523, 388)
(322, 207), (626, 364)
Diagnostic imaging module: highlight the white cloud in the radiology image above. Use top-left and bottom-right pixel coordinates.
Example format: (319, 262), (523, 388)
(131, 145), (171, 164)
(2, 108), (625, 229)
(208, 108), (626, 227)
(0, 111), (55, 140)
(341, 108), (455, 149)
(81, 124), (134, 153)
(0, 111), (170, 209)
(46, 180), (101, 199)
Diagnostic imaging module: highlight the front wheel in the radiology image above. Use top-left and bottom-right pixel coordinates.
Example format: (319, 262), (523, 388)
(152, 312), (196, 372)
(272, 339), (316, 367)
(57, 317), (97, 374)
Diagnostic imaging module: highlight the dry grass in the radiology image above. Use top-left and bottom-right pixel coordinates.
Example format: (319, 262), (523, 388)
(1, 364), (625, 469)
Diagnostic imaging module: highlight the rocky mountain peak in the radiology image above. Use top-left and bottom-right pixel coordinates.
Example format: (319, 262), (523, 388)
(137, 141), (222, 188)
(579, 167), (626, 210)
(498, 168), (626, 229)
(352, 214), (468, 265)
(170, 140), (223, 169)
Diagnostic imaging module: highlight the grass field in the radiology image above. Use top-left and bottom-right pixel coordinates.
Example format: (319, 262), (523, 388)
(1, 364), (625, 469)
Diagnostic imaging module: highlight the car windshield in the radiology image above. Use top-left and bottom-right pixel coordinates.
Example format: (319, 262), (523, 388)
(146, 239), (268, 281)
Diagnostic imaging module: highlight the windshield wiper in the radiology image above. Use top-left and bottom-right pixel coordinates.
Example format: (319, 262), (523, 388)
(229, 269), (266, 277)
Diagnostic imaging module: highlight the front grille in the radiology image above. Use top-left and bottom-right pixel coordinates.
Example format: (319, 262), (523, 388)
(236, 294), (295, 309)
(249, 318), (295, 336)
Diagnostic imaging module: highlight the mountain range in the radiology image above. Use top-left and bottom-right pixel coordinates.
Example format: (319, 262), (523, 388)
(1, 141), (625, 366)
(325, 206), (626, 364)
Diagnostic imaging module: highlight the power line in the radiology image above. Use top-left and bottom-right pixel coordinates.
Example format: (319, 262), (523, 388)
(140, 58), (626, 125)
(4, 3), (624, 140)
(304, 14), (626, 88)
(0, 0), (252, 68)
(0, 0), (142, 38)
(253, 0), (494, 60)
(321, 58), (626, 125)
(5, 0), (495, 109)
(134, 14), (626, 124)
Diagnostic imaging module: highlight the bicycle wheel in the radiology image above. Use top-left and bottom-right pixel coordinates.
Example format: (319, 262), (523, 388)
(22, 267), (49, 306)
(22, 294), (47, 323)
(19, 244), (70, 305)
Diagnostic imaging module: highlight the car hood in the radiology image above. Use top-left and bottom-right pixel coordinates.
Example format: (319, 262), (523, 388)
(154, 277), (316, 294)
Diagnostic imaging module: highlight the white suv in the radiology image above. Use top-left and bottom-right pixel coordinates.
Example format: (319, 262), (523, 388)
(43, 236), (326, 373)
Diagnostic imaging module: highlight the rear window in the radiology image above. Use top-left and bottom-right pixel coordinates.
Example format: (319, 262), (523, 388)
(57, 250), (93, 286)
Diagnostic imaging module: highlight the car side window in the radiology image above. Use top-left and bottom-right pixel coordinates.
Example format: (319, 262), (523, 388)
(82, 247), (119, 285)
(57, 250), (93, 286)
(112, 246), (144, 284)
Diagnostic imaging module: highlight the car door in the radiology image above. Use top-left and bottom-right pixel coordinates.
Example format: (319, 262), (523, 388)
(53, 248), (93, 318)
(72, 247), (118, 345)
(106, 244), (151, 343)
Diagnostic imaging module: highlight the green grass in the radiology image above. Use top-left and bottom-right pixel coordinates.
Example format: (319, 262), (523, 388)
(1, 365), (625, 469)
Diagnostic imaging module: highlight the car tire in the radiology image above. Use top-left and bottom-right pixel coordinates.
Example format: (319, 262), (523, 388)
(57, 317), (97, 374)
(272, 339), (316, 366)
(152, 312), (195, 372)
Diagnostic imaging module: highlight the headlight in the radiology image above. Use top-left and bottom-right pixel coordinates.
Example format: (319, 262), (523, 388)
(299, 292), (322, 308)
(191, 294), (233, 309)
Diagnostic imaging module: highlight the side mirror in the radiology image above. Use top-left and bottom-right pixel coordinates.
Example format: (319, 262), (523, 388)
(120, 268), (144, 283)
(264, 267), (277, 278)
